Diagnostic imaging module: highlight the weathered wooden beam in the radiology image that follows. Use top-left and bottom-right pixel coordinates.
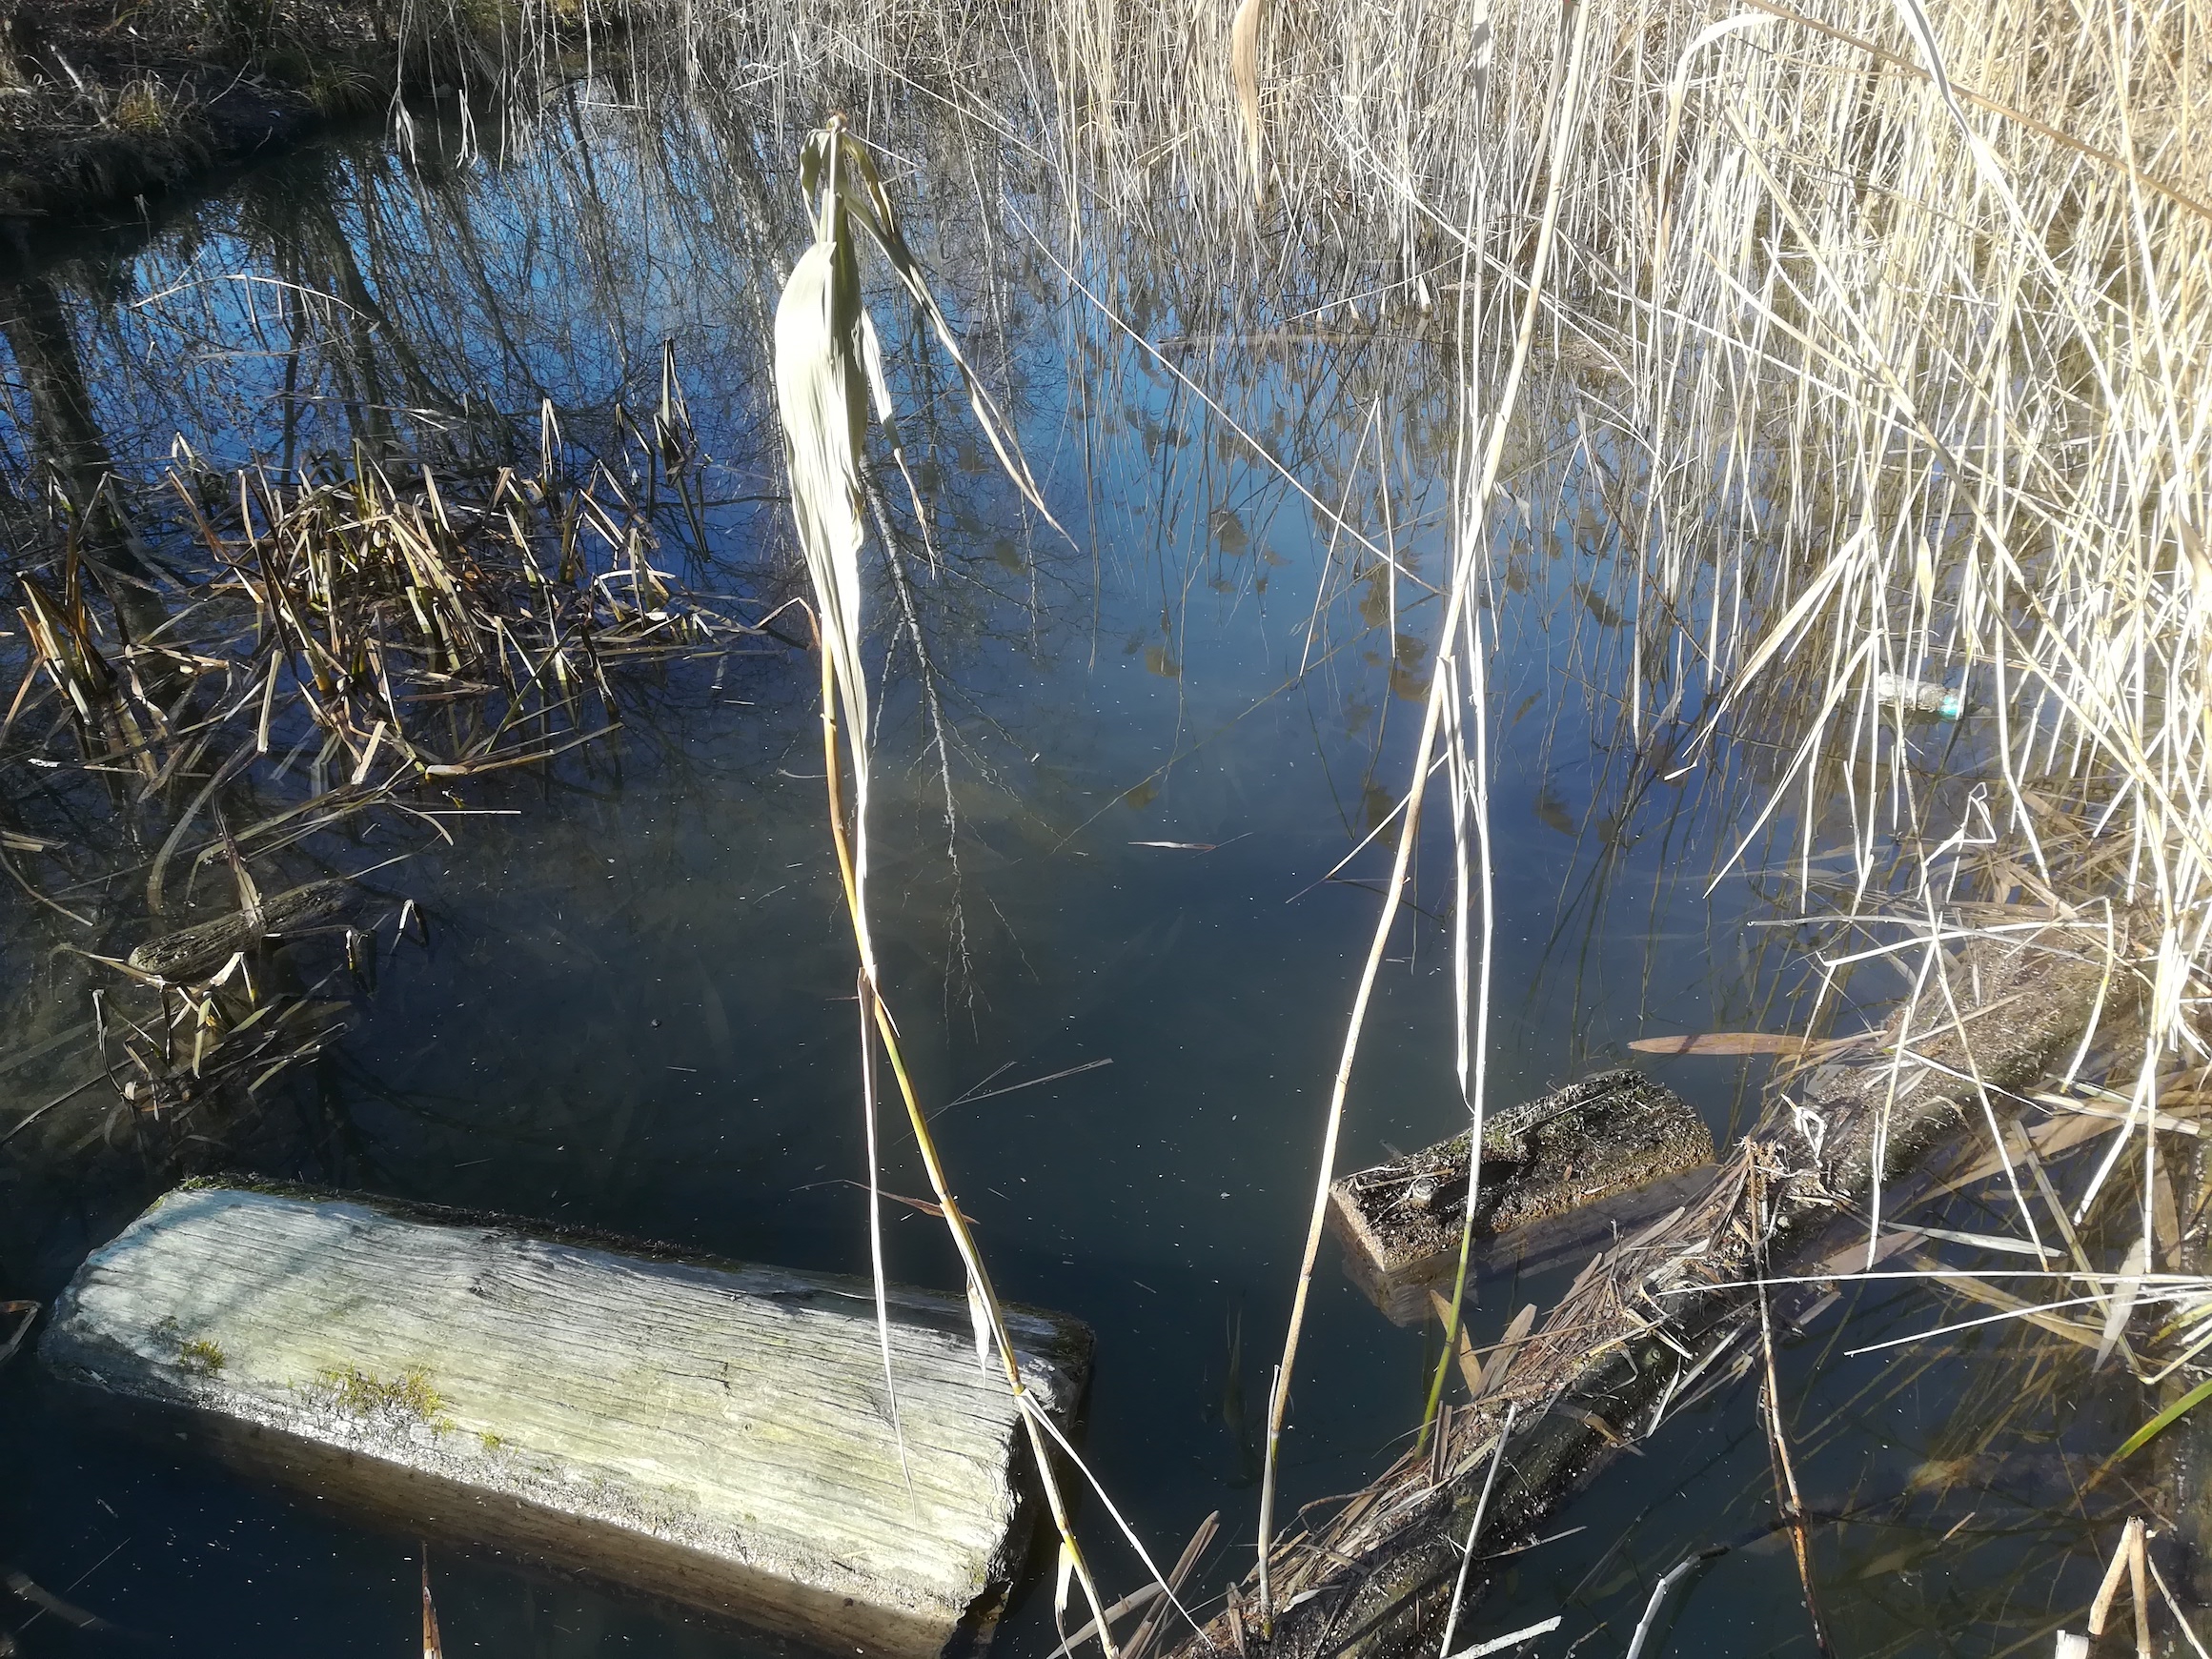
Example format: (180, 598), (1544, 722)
(43, 1180), (1091, 1657)
(1328, 1070), (1714, 1325)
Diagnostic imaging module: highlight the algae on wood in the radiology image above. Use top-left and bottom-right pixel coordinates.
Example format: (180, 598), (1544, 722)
(42, 1181), (1091, 1657)
(1328, 1070), (1714, 1323)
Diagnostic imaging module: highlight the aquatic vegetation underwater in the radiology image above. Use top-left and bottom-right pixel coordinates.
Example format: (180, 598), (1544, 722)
(0, 364), (779, 1160)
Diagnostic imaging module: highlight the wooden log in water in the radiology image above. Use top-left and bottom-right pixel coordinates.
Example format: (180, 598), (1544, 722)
(127, 880), (355, 981)
(1172, 928), (2114, 1659)
(1327, 1070), (1714, 1324)
(42, 1180), (1092, 1657)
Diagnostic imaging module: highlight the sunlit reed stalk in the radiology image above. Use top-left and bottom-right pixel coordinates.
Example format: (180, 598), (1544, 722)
(814, 637), (1114, 1643)
(1253, 0), (1592, 1628)
(1416, 109), (1502, 1456)
(772, 115), (1121, 1653)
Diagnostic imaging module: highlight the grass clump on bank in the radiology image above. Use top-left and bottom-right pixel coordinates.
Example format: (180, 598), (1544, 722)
(313, 1362), (451, 1428)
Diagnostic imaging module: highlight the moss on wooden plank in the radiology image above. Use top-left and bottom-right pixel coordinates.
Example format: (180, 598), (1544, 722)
(45, 1179), (1091, 1657)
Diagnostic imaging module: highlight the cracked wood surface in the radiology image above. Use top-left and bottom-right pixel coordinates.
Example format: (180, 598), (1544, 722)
(43, 1180), (1091, 1657)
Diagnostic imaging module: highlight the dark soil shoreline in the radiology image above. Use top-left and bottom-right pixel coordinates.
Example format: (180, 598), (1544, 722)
(0, 1), (569, 226)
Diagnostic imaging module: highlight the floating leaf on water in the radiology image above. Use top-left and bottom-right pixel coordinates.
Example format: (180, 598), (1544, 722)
(1362, 783), (1396, 832)
(422, 1556), (444, 1659)
(1628, 1032), (1814, 1056)
(1144, 644), (1181, 679)
(1209, 507), (1250, 554)
(1855, 1545), (1927, 1581)
(1358, 575), (1390, 625)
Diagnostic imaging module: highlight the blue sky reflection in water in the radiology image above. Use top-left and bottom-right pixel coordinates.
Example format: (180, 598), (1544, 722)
(0, 97), (2125, 1659)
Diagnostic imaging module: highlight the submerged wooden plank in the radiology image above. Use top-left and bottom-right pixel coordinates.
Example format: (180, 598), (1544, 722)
(1327, 1070), (1713, 1324)
(42, 1180), (1091, 1657)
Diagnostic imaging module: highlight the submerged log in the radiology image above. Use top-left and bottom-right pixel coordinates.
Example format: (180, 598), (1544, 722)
(43, 1180), (1091, 1657)
(127, 880), (355, 981)
(1328, 1070), (1713, 1323)
(1171, 926), (2115, 1659)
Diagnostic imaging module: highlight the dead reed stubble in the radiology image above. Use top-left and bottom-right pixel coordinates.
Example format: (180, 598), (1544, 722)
(1, 427), (779, 1158)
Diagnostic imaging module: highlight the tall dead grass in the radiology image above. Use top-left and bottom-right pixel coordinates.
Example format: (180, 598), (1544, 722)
(667, 0), (2212, 1014)
(652, 0), (2212, 1602)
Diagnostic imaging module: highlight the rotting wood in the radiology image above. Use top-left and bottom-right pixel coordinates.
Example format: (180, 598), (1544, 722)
(1328, 1070), (1714, 1325)
(1168, 927), (2114, 1659)
(126, 880), (355, 981)
(42, 1179), (1092, 1658)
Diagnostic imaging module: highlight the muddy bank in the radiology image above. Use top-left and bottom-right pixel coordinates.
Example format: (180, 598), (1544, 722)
(0, 0), (586, 224)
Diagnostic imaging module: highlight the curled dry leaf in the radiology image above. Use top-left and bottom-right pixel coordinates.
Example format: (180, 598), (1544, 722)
(1628, 1032), (1814, 1057)
(1229, 0), (1266, 205)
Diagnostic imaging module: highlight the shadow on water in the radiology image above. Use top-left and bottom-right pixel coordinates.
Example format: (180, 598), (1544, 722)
(0, 68), (2142, 1659)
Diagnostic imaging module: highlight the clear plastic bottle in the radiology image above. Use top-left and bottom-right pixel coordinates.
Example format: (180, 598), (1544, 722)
(1873, 672), (1962, 719)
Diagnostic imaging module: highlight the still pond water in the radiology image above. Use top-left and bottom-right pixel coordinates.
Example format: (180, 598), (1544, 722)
(0, 85), (2123, 1659)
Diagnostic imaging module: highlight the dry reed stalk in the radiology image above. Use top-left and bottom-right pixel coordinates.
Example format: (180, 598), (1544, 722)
(1228, 0), (1266, 206)
(1253, 0), (1593, 1628)
(770, 115), (1179, 1658)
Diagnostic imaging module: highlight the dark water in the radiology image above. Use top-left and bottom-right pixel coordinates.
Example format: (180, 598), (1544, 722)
(0, 87), (2132, 1659)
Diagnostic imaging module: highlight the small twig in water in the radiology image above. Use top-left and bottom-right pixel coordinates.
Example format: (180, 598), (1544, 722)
(1621, 1550), (1723, 1659)
(1437, 1403), (1517, 1659)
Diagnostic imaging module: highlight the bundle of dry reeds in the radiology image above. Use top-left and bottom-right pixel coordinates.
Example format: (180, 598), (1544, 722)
(661, 0), (2212, 1123)
(0, 426), (778, 1154)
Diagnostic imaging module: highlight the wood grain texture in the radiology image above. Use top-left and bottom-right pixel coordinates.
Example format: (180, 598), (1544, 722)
(42, 1181), (1091, 1656)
